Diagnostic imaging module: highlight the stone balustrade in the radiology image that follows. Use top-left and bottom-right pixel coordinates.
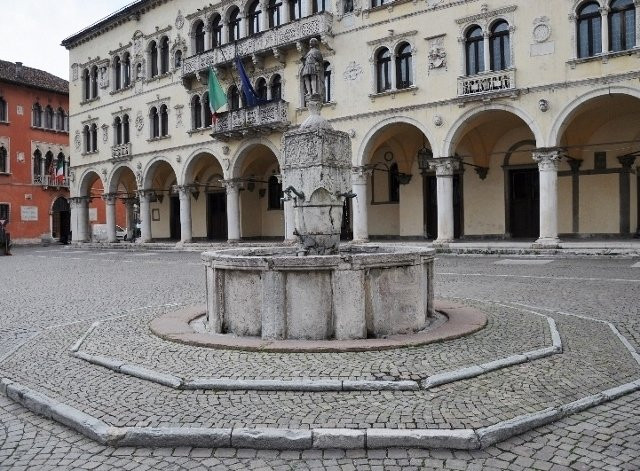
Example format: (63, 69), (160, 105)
(111, 142), (132, 162)
(33, 174), (69, 188)
(457, 69), (516, 96)
(211, 100), (289, 140)
(181, 12), (333, 78)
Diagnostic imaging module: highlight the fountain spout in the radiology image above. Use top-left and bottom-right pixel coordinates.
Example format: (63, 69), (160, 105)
(283, 186), (306, 201)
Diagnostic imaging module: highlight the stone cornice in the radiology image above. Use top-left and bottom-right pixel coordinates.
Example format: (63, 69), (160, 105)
(366, 30), (417, 46)
(455, 5), (517, 25)
(109, 42), (133, 56)
(143, 25), (173, 40)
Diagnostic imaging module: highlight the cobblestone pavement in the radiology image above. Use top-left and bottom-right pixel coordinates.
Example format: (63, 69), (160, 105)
(0, 246), (639, 469)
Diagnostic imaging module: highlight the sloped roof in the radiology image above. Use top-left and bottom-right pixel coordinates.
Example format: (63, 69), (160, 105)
(0, 60), (68, 95)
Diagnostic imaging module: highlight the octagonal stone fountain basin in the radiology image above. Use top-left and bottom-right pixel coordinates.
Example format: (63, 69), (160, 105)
(202, 245), (435, 341)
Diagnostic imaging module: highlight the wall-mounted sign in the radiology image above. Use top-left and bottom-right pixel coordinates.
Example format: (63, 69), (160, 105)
(21, 206), (38, 221)
(89, 207), (98, 221)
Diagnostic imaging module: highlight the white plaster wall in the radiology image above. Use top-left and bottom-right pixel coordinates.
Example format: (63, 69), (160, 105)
(191, 194), (207, 238)
(463, 165), (505, 236)
(398, 160), (422, 237)
(580, 174), (619, 234)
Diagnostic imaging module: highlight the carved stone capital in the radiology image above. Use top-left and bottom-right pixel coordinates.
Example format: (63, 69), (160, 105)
(222, 179), (242, 192)
(618, 154), (637, 170)
(101, 193), (118, 204)
(137, 189), (155, 199)
(567, 158), (582, 173)
(532, 148), (562, 171)
(351, 166), (372, 185)
(69, 196), (90, 207)
(429, 157), (460, 177)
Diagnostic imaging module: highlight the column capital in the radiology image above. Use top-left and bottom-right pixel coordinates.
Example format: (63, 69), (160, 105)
(176, 184), (192, 196)
(618, 154), (637, 170)
(567, 158), (582, 173)
(122, 196), (138, 205)
(532, 148), (563, 171)
(351, 166), (372, 184)
(69, 196), (90, 207)
(222, 179), (242, 191)
(428, 156), (460, 177)
(137, 189), (154, 199)
(101, 193), (118, 204)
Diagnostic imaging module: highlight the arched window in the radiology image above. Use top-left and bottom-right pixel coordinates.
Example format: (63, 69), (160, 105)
(123, 53), (131, 86)
(395, 43), (412, 89)
(389, 162), (400, 202)
(323, 61), (332, 102)
(289, 0), (302, 20)
(57, 108), (66, 131)
(90, 123), (98, 152)
(44, 151), (54, 179)
(344, 0), (354, 13)
(0, 97), (6, 122)
(33, 150), (42, 177)
(271, 74), (282, 100)
(268, 174), (283, 210)
(268, 0), (283, 27)
(83, 69), (90, 100)
(248, 1), (261, 35)
(228, 7), (241, 42)
(312, 0), (326, 13)
(466, 25), (485, 75)
(82, 126), (90, 153)
(192, 95), (202, 129)
(577, 2), (602, 57)
(203, 93), (212, 127)
(91, 66), (98, 98)
(211, 15), (223, 47)
(149, 41), (158, 77)
(160, 36), (170, 73)
(175, 50), (183, 68)
(114, 56), (122, 90)
(123, 114), (130, 143)
(114, 116), (122, 145)
(44, 106), (54, 129)
(0, 146), (7, 173)
(371, 0), (389, 6)
(490, 20), (511, 70)
(610, 0), (636, 52)
(195, 21), (205, 53)
(33, 103), (42, 127)
(150, 106), (159, 138)
(160, 104), (169, 136)
(256, 78), (268, 100)
(229, 85), (241, 110)
(375, 47), (391, 92)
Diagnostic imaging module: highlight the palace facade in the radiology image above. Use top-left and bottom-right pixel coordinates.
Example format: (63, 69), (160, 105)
(63, 0), (640, 245)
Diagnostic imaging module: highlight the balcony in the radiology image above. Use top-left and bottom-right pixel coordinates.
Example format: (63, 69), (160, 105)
(33, 175), (69, 188)
(457, 69), (516, 97)
(181, 12), (333, 80)
(211, 100), (289, 140)
(111, 142), (132, 162)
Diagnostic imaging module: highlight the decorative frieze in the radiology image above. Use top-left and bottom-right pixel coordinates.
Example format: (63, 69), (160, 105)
(457, 69), (516, 96)
(111, 142), (132, 162)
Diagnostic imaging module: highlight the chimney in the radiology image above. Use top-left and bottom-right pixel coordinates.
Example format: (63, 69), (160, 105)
(15, 62), (22, 77)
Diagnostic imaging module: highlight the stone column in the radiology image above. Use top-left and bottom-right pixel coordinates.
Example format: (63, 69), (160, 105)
(390, 52), (398, 90)
(618, 155), (636, 234)
(429, 157), (460, 245)
(533, 149), (562, 247)
(224, 180), (241, 241)
(70, 196), (89, 242)
(483, 31), (491, 71)
(204, 24), (212, 50)
(138, 190), (153, 243)
(260, 0), (269, 31)
(304, 0), (313, 16)
(601, 7), (610, 53)
(351, 166), (371, 242)
(103, 193), (118, 243)
(177, 185), (193, 243)
(284, 199), (296, 241)
(283, 1), (291, 23)
(568, 159), (582, 234)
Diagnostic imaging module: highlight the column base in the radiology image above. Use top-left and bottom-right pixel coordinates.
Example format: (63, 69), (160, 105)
(532, 237), (560, 249)
(433, 238), (454, 248)
(227, 238), (241, 244)
(351, 238), (370, 244)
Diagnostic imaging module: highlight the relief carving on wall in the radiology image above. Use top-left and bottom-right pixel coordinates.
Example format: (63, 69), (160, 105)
(71, 64), (78, 81)
(175, 10), (184, 30)
(101, 124), (109, 142)
(427, 35), (447, 71)
(343, 62), (363, 82)
(74, 131), (81, 150)
(533, 17), (552, 43)
(135, 111), (144, 136)
(99, 66), (109, 88)
(174, 105), (184, 128)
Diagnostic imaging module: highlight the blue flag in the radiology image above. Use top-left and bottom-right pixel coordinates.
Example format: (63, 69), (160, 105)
(235, 56), (261, 108)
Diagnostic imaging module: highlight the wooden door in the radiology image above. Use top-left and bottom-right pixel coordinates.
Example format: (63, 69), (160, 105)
(509, 168), (539, 238)
(207, 192), (227, 240)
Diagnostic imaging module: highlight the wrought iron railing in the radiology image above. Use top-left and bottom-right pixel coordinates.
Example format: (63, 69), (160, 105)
(33, 174), (69, 187)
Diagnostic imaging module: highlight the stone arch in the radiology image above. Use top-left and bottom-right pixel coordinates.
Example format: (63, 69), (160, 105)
(570, 0), (605, 15)
(181, 147), (226, 184)
(548, 86), (640, 147)
(357, 115), (437, 167)
(77, 168), (104, 196)
(142, 156), (177, 189)
(230, 138), (281, 178)
(442, 103), (544, 158)
(107, 163), (136, 193)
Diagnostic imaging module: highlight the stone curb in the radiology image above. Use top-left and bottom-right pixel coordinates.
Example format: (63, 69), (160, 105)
(3, 376), (640, 450)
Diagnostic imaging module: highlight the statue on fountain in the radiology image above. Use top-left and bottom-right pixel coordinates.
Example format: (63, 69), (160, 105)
(301, 38), (325, 105)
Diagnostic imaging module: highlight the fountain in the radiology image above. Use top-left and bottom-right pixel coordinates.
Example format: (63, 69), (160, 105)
(201, 40), (435, 341)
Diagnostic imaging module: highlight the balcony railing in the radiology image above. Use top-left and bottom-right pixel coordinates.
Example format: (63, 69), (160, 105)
(33, 174), (69, 188)
(181, 12), (333, 78)
(457, 69), (516, 96)
(211, 100), (289, 140)
(111, 142), (132, 162)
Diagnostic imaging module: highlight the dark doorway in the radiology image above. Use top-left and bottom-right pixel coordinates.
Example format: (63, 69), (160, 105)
(340, 199), (352, 240)
(509, 168), (539, 238)
(169, 195), (181, 240)
(423, 175), (462, 239)
(207, 192), (227, 240)
(52, 197), (70, 244)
